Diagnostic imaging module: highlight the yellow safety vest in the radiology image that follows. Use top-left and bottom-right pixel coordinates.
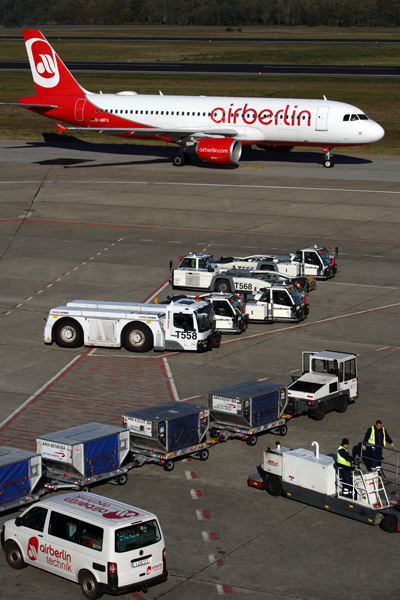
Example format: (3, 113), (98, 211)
(337, 445), (351, 468)
(368, 426), (386, 447)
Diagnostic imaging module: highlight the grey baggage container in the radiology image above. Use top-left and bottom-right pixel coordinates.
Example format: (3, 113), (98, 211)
(36, 422), (130, 479)
(0, 446), (43, 511)
(123, 402), (209, 454)
(208, 380), (288, 429)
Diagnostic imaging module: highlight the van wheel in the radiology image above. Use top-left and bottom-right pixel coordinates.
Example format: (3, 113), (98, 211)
(215, 279), (230, 293)
(336, 396), (348, 413)
(54, 318), (83, 348)
(5, 541), (26, 569)
(117, 474), (128, 485)
(123, 323), (153, 353)
(79, 570), (103, 600)
(163, 460), (174, 472)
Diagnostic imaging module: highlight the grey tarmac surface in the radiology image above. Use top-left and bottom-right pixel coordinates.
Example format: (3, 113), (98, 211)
(0, 138), (400, 600)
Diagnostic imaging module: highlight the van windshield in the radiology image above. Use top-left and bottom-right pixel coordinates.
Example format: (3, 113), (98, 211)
(196, 304), (214, 332)
(115, 519), (161, 553)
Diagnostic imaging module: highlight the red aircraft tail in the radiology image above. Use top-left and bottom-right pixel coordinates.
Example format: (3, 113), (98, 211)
(23, 30), (86, 96)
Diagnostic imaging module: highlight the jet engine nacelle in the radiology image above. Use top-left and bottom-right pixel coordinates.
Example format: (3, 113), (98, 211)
(196, 138), (242, 164)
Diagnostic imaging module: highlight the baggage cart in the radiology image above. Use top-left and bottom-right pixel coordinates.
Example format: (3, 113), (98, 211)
(123, 402), (210, 471)
(0, 446), (45, 513)
(37, 422), (131, 491)
(208, 380), (290, 446)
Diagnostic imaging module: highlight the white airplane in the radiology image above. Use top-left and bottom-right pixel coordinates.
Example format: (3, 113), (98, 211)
(11, 29), (385, 168)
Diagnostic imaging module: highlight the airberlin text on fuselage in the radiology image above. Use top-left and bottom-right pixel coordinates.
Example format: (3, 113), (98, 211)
(211, 103), (311, 126)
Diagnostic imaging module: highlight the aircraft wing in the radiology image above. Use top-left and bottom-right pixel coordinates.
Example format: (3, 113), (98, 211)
(0, 102), (58, 109)
(65, 126), (239, 142)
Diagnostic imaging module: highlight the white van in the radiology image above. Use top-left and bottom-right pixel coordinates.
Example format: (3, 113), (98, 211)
(1, 492), (167, 599)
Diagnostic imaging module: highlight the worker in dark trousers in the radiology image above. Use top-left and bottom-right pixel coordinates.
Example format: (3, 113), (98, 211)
(337, 438), (355, 496)
(363, 420), (394, 471)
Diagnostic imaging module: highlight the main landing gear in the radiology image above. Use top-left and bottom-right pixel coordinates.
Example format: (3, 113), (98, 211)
(323, 146), (335, 168)
(173, 152), (190, 167)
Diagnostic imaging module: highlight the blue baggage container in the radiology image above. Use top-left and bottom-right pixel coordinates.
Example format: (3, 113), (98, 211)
(0, 446), (42, 508)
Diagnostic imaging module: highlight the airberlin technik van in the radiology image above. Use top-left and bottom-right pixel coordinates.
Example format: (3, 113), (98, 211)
(1, 492), (167, 599)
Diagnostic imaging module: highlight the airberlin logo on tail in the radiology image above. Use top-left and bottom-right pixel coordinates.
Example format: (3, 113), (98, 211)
(26, 38), (60, 89)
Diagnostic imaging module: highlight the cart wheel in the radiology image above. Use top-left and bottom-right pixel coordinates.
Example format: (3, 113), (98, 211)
(279, 424), (288, 436)
(336, 396), (348, 414)
(117, 474), (128, 486)
(163, 460), (174, 472)
(312, 404), (326, 421)
(81, 486), (90, 492)
(265, 475), (282, 497)
(246, 434), (257, 447)
(199, 449), (209, 461)
(79, 569), (103, 600)
(380, 514), (398, 533)
(5, 541), (26, 570)
(209, 427), (219, 439)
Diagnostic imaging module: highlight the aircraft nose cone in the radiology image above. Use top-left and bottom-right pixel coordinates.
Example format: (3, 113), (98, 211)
(370, 121), (385, 142)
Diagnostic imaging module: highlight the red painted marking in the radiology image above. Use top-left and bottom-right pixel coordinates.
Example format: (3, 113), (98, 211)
(202, 509), (211, 520)
(132, 593), (146, 600)
(223, 585), (232, 594)
(217, 559), (224, 567)
(191, 471), (198, 479)
(187, 457), (193, 462)
(195, 490), (203, 498)
(209, 532), (217, 541)
(0, 349), (92, 435)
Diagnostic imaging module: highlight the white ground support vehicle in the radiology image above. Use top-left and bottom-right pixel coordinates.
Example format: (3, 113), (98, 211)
(170, 253), (285, 294)
(219, 246), (338, 280)
(245, 286), (309, 323)
(160, 293), (248, 334)
(44, 297), (221, 353)
(287, 351), (358, 420)
(1, 492), (168, 597)
(248, 442), (400, 533)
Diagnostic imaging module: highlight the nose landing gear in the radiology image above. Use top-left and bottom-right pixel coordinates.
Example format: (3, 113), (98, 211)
(323, 146), (335, 168)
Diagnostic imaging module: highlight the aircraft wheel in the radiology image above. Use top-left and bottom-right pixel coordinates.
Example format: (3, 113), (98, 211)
(173, 154), (186, 167)
(324, 159), (335, 168)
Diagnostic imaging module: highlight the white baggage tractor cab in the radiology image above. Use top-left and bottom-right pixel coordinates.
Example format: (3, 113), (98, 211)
(1, 492), (167, 598)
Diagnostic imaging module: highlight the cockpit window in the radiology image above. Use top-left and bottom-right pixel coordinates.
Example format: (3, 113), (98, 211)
(343, 114), (350, 121)
(350, 114), (359, 121)
(358, 114), (368, 120)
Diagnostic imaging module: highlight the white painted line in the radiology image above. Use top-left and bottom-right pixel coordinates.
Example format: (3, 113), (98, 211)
(140, 239), (154, 242)
(24, 297), (33, 301)
(2, 311), (11, 315)
(9, 180), (400, 195)
(330, 282), (398, 290)
(34, 290), (43, 294)
(145, 279), (170, 304)
(376, 347), (393, 352)
(180, 395), (204, 402)
(13, 303), (23, 308)
(163, 358), (180, 402)
(221, 302), (400, 347)
(88, 348), (97, 355)
(169, 241), (182, 243)
(0, 354), (83, 430)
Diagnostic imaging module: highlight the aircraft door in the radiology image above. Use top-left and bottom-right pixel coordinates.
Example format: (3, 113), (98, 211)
(316, 106), (329, 131)
(75, 98), (86, 122)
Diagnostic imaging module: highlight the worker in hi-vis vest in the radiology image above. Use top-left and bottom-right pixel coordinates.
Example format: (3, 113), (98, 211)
(337, 438), (355, 496)
(363, 420), (394, 471)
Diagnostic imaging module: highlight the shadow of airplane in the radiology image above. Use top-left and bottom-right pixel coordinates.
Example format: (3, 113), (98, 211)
(16, 132), (373, 170)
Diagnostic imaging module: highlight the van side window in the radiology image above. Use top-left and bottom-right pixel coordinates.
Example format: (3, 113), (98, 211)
(115, 519), (161, 553)
(77, 522), (103, 551)
(49, 511), (79, 543)
(20, 506), (48, 532)
(345, 359), (356, 381)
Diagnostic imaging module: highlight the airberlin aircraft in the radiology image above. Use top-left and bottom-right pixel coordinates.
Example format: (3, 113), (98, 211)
(10, 29), (384, 168)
